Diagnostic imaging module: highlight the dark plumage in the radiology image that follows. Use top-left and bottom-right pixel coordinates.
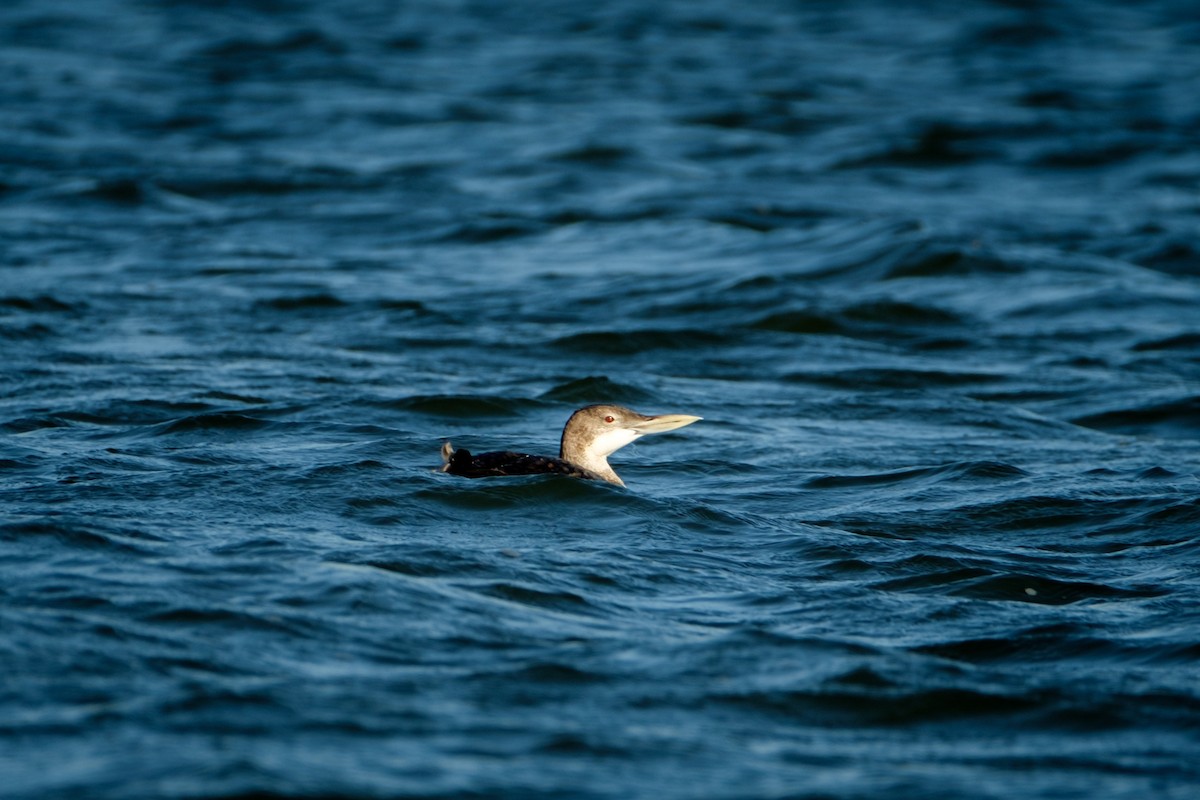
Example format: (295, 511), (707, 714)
(440, 446), (603, 481)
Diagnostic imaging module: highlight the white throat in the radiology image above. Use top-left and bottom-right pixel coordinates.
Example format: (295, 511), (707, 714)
(562, 427), (641, 486)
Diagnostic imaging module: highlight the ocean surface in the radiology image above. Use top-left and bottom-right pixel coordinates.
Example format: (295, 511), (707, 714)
(3, 1), (1199, 798)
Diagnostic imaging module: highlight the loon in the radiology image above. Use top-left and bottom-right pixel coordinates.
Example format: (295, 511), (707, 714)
(440, 404), (701, 487)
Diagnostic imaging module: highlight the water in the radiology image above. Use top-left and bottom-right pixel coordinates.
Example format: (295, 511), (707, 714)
(3, 1), (1199, 797)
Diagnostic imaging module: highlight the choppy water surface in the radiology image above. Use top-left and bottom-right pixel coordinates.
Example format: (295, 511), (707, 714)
(3, 1), (1200, 797)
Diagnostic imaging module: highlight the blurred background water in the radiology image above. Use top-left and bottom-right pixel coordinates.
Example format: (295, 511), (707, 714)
(2, 1), (1199, 798)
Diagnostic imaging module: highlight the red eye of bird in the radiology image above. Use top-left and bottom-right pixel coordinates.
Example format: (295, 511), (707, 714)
(604, 415), (615, 423)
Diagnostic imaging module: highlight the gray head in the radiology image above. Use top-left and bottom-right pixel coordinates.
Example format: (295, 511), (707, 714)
(558, 404), (702, 486)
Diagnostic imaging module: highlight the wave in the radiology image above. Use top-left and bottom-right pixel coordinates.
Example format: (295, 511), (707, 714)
(2, 517), (166, 554)
(253, 293), (347, 312)
(1073, 396), (1200, 439)
(1, 295), (81, 313)
(1132, 332), (1200, 351)
(787, 367), (1004, 390)
(538, 376), (654, 405)
(875, 568), (1166, 606)
(378, 394), (537, 417)
(415, 472), (623, 510)
(551, 328), (727, 354)
(917, 622), (1200, 667)
(806, 461), (1028, 490)
(152, 413), (273, 436)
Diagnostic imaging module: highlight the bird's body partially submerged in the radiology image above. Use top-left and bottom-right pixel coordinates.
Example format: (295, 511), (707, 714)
(439, 445), (603, 482)
(440, 404), (701, 487)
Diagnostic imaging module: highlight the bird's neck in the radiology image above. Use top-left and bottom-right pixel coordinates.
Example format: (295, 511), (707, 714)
(560, 442), (624, 486)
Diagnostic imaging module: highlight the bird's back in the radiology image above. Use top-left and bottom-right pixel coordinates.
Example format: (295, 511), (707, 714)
(441, 443), (602, 480)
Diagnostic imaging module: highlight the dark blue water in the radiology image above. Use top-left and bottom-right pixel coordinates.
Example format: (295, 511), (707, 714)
(3, 1), (1200, 797)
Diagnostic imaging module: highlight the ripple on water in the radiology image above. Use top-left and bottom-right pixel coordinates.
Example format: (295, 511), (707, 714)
(1072, 395), (1200, 439)
(805, 460), (1029, 489)
(151, 413), (275, 437)
(3, 517), (167, 555)
(4, 1), (1200, 798)
(538, 375), (655, 405)
(377, 394), (536, 417)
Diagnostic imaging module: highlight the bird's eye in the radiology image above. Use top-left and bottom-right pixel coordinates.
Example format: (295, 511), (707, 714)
(604, 415), (615, 423)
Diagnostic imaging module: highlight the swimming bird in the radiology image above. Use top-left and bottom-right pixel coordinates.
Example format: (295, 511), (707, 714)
(440, 404), (701, 487)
